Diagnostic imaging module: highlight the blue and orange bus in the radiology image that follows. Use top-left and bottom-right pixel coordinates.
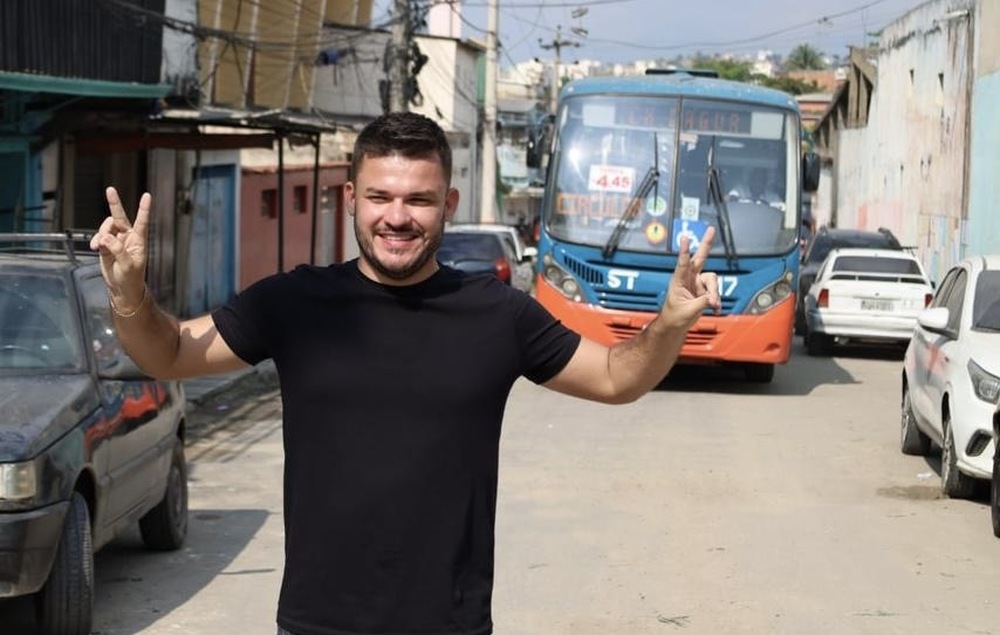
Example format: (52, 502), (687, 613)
(528, 69), (820, 382)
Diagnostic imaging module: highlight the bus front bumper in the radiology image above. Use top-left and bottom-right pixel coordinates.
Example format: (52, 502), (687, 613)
(536, 281), (794, 365)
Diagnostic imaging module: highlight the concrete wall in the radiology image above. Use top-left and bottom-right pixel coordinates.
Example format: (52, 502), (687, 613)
(240, 164), (349, 288)
(966, 0), (1000, 258)
(833, 0), (975, 282)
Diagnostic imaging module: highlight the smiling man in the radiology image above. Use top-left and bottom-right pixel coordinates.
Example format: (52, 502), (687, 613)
(90, 112), (719, 635)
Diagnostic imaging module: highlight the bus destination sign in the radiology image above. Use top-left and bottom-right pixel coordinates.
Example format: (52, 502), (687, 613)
(681, 106), (751, 134)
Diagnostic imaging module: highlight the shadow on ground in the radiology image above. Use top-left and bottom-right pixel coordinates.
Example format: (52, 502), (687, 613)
(0, 508), (269, 634)
(654, 339), (904, 397)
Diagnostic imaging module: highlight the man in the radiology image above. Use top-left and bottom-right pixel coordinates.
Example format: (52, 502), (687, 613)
(90, 112), (719, 635)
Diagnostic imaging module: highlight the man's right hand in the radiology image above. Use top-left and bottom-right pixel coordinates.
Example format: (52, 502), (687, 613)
(90, 187), (150, 314)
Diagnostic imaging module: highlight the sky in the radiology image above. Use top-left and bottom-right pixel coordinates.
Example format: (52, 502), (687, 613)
(371, 0), (928, 67)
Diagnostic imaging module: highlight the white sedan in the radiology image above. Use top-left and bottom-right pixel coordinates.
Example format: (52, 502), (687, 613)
(901, 255), (1000, 500)
(803, 247), (934, 356)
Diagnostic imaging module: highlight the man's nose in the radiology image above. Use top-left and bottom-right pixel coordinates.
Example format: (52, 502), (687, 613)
(383, 198), (410, 225)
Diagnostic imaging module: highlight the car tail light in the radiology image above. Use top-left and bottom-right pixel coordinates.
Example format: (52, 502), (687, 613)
(924, 293), (933, 307)
(817, 288), (829, 308)
(494, 257), (511, 283)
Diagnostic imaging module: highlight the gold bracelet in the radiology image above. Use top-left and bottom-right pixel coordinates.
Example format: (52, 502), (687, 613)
(109, 286), (148, 319)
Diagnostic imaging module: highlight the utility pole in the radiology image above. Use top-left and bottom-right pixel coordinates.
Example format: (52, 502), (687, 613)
(389, 0), (410, 112)
(539, 25), (579, 114)
(479, 0), (498, 222)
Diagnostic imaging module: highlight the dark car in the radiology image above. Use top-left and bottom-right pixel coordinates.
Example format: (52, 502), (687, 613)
(0, 233), (187, 634)
(795, 226), (903, 334)
(439, 231), (518, 285)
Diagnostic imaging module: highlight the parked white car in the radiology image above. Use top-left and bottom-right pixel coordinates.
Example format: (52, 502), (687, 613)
(803, 248), (934, 356)
(901, 255), (1000, 499)
(445, 223), (537, 293)
(993, 400), (1000, 537)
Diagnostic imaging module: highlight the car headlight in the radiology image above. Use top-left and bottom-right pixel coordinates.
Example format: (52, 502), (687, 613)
(967, 359), (1000, 404)
(0, 461), (38, 501)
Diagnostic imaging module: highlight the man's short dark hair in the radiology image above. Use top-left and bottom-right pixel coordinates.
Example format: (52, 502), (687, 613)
(351, 112), (452, 185)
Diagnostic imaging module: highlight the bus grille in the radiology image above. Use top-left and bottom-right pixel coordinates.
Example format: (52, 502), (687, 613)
(561, 253), (604, 284)
(600, 295), (738, 314)
(599, 292), (661, 311)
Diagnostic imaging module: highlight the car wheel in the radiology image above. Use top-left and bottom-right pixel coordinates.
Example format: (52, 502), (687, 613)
(744, 363), (774, 383)
(941, 415), (977, 499)
(139, 438), (189, 551)
(794, 302), (806, 336)
(900, 387), (930, 456)
(35, 492), (93, 635)
(992, 439), (1000, 538)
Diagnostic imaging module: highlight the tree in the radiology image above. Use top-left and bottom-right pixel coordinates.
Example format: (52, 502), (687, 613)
(690, 55), (753, 81)
(758, 75), (821, 96)
(784, 43), (826, 70)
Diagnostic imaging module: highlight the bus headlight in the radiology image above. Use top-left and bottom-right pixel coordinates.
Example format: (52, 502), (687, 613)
(747, 271), (794, 315)
(542, 253), (584, 303)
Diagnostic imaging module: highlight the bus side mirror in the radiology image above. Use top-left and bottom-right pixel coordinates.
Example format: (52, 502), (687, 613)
(802, 151), (820, 193)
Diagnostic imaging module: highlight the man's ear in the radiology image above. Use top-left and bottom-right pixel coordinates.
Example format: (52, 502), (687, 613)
(444, 187), (459, 222)
(344, 181), (356, 216)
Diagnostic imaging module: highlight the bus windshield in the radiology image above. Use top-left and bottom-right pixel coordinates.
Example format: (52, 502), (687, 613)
(546, 94), (801, 257)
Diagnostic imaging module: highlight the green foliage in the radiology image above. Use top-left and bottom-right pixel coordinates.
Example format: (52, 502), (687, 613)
(757, 75), (821, 96)
(691, 56), (753, 81)
(785, 43), (827, 70)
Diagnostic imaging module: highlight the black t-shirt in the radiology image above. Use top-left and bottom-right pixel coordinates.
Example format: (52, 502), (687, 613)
(212, 261), (581, 635)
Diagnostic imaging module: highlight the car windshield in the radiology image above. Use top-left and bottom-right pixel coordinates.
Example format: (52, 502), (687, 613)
(0, 272), (84, 371)
(546, 94), (800, 256)
(833, 256), (922, 275)
(439, 233), (504, 261)
(972, 271), (1000, 331)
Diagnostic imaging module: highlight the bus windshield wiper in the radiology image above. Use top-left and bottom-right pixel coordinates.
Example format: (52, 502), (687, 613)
(705, 145), (738, 269)
(603, 135), (659, 259)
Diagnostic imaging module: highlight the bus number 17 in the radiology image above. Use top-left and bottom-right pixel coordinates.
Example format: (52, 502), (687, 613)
(718, 275), (738, 297)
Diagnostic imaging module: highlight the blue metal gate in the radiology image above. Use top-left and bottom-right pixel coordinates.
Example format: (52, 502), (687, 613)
(187, 164), (236, 316)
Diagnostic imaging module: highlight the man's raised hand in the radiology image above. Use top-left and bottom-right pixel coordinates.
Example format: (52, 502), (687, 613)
(661, 226), (721, 331)
(90, 187), (151, 314)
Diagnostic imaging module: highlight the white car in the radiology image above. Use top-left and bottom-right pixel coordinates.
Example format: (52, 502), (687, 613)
(993, 400), (1000, 537)
(901, 255), (1000, 499)
(445, 223), (537, 293)
(803, 247), (934, 356)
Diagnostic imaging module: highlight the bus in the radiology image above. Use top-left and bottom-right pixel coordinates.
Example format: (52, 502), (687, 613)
(527, 69), (820, 383)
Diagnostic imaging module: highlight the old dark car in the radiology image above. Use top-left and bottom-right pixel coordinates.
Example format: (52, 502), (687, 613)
(0, 233), (187, 634)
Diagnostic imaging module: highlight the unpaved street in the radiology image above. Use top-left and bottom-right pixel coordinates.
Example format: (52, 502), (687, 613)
(4, 347), (998, 634)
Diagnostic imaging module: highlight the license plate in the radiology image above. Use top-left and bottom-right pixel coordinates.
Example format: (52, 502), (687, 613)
(860, 299), (895, 311)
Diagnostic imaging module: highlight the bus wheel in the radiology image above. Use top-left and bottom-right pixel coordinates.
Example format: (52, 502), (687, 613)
(744, 363), (774, 383)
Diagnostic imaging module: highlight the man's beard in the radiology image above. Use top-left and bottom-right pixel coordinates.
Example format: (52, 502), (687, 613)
(354, 217), (444, 281)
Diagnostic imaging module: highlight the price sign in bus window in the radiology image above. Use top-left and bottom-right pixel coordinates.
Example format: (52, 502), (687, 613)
(588, 165), (635, 193)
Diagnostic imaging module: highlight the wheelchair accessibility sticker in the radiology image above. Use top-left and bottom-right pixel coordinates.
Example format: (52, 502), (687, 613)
(672, 219), (708, 252)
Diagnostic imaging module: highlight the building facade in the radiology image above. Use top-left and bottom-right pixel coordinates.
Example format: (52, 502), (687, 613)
(815, 0), (999, 282)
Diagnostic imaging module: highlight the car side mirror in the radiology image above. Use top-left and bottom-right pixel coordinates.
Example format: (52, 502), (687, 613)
(917, 307), (949, 334)
(523, 246), (538, 261)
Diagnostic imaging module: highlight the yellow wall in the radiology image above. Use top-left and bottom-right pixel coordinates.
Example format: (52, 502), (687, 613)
(197, 0), (374, 110)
